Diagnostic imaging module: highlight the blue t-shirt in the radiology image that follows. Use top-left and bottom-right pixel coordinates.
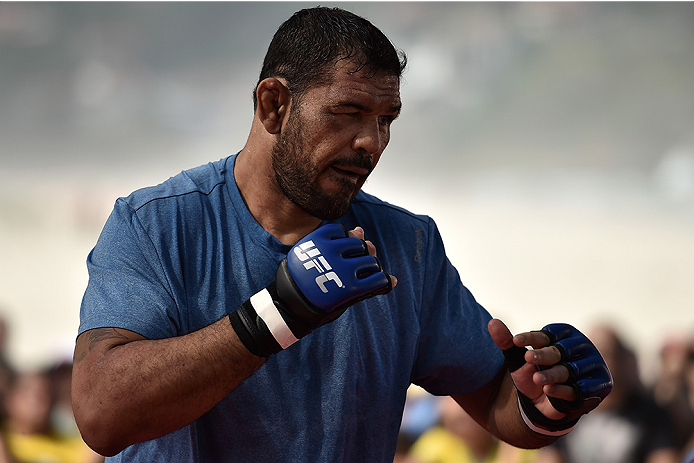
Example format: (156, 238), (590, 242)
(79, 154), (504, 462)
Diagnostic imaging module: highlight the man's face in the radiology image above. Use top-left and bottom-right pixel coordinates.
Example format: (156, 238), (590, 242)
(271, 60), (401, 220)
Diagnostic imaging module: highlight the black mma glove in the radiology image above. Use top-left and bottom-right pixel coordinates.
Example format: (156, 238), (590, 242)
(229, 223), (393, 358)
(503, 323), (613, 436)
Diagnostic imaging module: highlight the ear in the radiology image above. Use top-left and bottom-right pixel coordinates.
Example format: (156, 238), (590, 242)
(256, 78), (290, 135)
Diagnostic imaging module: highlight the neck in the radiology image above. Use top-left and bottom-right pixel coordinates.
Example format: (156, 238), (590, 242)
(234, 146), (322, 245)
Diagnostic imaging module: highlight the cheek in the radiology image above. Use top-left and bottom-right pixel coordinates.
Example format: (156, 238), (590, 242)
(305, 113), (349, 146)
(373, 126), (391, 159)
(381, 128), (391, 150)
(372, 151), (383, 168)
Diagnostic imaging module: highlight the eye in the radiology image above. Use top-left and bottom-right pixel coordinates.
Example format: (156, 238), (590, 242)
(332, 111), (359, 120)
(378, 115), (394, 126)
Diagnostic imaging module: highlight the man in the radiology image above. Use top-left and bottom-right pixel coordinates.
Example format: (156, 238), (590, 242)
(71, 7), (612, 462)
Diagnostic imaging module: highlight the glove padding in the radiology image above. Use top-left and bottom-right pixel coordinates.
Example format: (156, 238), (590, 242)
(540, 323), (613, 420)
(502, 323), (613, 434)
(230, 223), (393, 357)
(278, 222), (392, 326)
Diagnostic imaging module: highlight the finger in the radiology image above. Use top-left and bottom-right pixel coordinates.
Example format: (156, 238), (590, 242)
(337, 237), (370, 258)
(513, 330), (552, 349)
(524, 345), (563, 367)
(533, 364), (570, 387)
(347, 227), (396, 288)
(322, 222), (350, 239)
(357, 265), (394, 295)
(352, 255), (382, 277)
(348, 227), (365, 240)
(364, 240), (377, 257)
(543, 383), (578, 402)
(390, 274), (398, 288)
(488, 318), (515, 350)
(348, 228), (377, 257)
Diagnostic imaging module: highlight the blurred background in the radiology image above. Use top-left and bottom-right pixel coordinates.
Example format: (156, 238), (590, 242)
(1, 1), (693, 381)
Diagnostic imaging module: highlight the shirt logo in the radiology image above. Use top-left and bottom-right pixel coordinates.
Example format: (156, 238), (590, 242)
(293, 240), (345, 293)
(415, 227), (423, 263)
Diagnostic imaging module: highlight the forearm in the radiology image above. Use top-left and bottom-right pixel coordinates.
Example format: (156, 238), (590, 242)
(488, 371), (559, 448)
(72, 317), (264, 456)
(455, 368), (558, 450)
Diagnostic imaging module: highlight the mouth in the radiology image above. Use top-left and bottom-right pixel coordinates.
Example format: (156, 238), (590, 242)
(329, 164), (370, 183)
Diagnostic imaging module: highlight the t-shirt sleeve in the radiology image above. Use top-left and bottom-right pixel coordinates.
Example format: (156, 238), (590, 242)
(411, 218), (504, 396)
(78, 198), (180, 340)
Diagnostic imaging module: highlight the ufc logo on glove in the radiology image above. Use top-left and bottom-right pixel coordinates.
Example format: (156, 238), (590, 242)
(292, 240), (345, 293)
(230, 223), (393, 357)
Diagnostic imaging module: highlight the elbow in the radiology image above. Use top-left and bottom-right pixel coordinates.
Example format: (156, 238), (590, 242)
(73, 400), (130, 457)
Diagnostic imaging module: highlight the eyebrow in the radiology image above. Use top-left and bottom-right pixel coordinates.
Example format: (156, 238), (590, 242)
(334, 101), (402, 117)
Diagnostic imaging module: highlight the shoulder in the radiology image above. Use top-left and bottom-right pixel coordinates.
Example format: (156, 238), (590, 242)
(122, 157), (230, 212)
(349, 190), (446, 250)
(347, 190), (447, 264)
(350, 190), (431, 228)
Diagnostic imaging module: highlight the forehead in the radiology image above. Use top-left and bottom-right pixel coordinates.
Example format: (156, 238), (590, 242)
(307, 60), (401, 109)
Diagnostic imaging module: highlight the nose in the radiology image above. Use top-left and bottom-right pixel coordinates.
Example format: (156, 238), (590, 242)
(352, 119), (384, 157)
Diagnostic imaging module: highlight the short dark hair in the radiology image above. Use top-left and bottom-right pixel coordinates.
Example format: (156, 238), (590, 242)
(253, 7), (407, 109)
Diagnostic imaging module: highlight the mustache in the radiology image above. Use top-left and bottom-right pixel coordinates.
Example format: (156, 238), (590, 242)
(330, 154), (374, 173)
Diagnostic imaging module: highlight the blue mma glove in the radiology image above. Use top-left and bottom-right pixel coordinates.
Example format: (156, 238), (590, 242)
(503, 323), (613, 436)
(229, 223), (393, 357)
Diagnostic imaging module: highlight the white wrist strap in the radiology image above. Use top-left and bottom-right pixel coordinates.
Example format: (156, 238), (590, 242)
(517, 397), (576, 437)
(251, 288), (299, 349)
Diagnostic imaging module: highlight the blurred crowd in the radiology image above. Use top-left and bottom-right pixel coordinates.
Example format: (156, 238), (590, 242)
(396, 323), (694, 463)
(0, 310), (693, 463)
(0, 317), (102, 463)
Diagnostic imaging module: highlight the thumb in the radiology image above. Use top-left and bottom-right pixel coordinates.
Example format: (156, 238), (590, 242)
(488, 318), (515, 350)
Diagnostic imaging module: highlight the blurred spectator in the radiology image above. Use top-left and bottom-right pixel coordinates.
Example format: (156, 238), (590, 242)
(394, 432), (419, 463)
(48, 362), (79, 440)
(407, 396), (538, 463)
(652, 337), (694, 452)
(537, 324), (679, 463)
(684, 446), (694, 463)
(0, 319), (14, 425)
(400, 386), (442, 445)
(0, 368), (102, 463)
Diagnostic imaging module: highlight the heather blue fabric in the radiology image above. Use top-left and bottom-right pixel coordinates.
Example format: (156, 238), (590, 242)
(79, 154), (504, 462)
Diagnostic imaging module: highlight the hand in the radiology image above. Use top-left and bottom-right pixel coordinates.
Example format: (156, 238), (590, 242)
(488, 319), (613, 432)
(230, 223), (395, 357)
(489, 319), (568, 420)
(280, 224), (395, 321)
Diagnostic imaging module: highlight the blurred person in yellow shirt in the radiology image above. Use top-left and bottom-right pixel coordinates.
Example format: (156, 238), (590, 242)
(409, 396), (538, 463)
(0, 369), (101, 463)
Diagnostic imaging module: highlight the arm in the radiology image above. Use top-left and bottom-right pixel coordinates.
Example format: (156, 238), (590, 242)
(72, 224), (394, 456)
(454, 318), (612, 449)
(452, 318), (561, 448)
(72, 319), (263, 456)
(453, 364), (557, 449)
